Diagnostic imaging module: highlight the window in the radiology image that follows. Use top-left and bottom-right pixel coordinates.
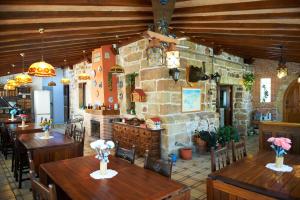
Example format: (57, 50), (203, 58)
(79, 82), (86, 108)
(260, 78), (271, 103)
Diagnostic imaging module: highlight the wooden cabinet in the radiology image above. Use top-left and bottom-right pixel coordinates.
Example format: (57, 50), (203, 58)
(113, 122), (162, 158)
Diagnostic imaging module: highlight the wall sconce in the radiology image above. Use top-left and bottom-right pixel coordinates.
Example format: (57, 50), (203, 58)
(211, 72), (221, 84)
(146, 38), (165, 66)
(298, 74), (300, 83)
(277, 45), (288, 79)
(166, 43), (180, 69)
(169, 68), (180, 82)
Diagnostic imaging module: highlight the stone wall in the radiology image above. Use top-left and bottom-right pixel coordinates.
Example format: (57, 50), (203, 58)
(116, 39), (252, 158)
(252, 58), (300, 120)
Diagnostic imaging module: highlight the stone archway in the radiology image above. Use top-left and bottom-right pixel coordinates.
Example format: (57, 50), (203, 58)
(275, 74), (298, 121)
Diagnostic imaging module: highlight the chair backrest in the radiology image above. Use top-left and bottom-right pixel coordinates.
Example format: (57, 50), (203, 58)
(73, 127), (85, 157)
(115, 141), (136, 164)
(65, 123), (76, 138)
(210, 146), (230, 172)
(29, 170), (57, 200)
(232, 138), (247, 162)
(144, 150), (173, 178)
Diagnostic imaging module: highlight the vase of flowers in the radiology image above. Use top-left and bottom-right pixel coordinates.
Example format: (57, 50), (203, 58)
(90, 140), (115, 175)
(9, 108), (17, 121)
(40, 119), (52, 138)
(19, 114), (28, 127)
(267, 137), (292, 168)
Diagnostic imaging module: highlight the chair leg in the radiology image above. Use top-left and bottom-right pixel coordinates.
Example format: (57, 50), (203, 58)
(18, 159), (23, 188)
(11, 148), (15, 172)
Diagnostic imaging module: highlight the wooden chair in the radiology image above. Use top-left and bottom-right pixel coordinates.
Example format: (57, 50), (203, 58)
(73, 127), (85, 157)
(1, 126), (14, 159)
(115, 141), (136, 164)
(144, 150), (173, 178)
(210, 146), (230, 172)
(29, 170), (57, 200)
(163, 186), (191, 200)
(14, 140), (30, 188)
(231, 138), (247, 162)
(65, 123), (76, 138)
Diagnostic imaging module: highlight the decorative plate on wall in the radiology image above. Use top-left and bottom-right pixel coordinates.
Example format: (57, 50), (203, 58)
(108, 96), (113, 103)
(93, 80), (97, 87)
(118, 93), (123, 100)
(98, 81), (102, 88)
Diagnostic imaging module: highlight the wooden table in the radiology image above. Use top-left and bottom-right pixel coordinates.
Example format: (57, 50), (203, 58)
(207, 151), (300, 200)
(0, 118), (30, 125)
(7, 123), (42, 135)
(18, 131), (78, 173)
(40, 156), (190, 200)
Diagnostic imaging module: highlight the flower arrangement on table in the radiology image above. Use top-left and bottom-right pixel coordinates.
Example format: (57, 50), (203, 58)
(90, 140), (117, 179)
(19, 114), (28, 127)
(267, 137), (292, 169)
(40, 119), (52, 138)
(9, 108), (18, 120)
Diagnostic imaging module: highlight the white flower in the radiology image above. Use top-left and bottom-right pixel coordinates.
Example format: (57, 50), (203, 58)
(90, 140), (105, 150)
(106, 141), (115, 149)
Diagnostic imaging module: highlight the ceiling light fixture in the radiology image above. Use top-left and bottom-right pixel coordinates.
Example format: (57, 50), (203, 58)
(28, 28), (56, 77)
(61, 59), (71, 85)
(48, 81), (56, 87)
(277, 45), (288, 79)
(15, 53), (33, 85)
(109, 64), (125, 74)
(78, 50), (91, 80)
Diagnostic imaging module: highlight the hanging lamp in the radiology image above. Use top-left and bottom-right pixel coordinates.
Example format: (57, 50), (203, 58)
(28, 28), (56, 77)
(78, 50), (91, 80)
(4, 84), (15, 90)
(6, 64), (20, 88)
(48, 81), (56, 86)
(15, 53), (33, 85)
(277, 45), (288, 79)
(61, 59), (71, 85)
(109, 64), (124, 74)
(166, 43), (180, 69)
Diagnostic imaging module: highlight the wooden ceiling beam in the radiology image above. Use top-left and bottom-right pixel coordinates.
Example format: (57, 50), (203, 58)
(0, 26), (147, 42)
(0, 33), (141, 49)
(0, 0), (152, 6)
(174, 0), (300, 14)
(0, 37), (130, 54)
(170, 23), (300, 29)
(172, 12), (300, 21)
(174, 28), (300, 37)
(0, 11), (153, 20)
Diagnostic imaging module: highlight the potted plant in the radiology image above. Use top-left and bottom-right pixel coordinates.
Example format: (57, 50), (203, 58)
(179, 147), (192, 160)
(217, 126), (239, 147)
(193, 130), (207, 153)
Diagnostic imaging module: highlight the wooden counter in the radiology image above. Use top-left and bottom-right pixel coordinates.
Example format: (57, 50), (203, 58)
(85, 109), (120, 115)
(112, 122), (162, 158)
(259, 121), (300, 154)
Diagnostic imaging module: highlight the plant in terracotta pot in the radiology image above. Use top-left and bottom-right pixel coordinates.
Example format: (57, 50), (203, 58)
(198, 130), (217, 151)
(176, 142), (193, 160)
(193, 130), (207, 153)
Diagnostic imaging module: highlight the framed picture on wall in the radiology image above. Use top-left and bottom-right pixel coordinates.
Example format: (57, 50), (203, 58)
(182, 87), (201, 112)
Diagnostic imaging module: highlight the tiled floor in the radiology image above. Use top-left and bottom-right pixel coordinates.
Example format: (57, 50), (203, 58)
(0, 126), (259, 200)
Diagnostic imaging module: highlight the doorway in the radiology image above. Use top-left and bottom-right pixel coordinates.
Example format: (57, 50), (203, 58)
(283, 79), (300, 123)
(218, 85), (233, 127)
(63, 85), (70, 122)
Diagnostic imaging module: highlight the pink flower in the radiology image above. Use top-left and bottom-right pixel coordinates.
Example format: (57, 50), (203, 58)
(273, 138), (282, 147)
(280, 137), (292, 144)
(267, 137), (275, 142)
(281, 142), (291, 151)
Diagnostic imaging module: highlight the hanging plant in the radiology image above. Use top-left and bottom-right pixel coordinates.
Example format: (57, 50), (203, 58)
(126, 72), (139, 91)
(242, 72), (255, 91)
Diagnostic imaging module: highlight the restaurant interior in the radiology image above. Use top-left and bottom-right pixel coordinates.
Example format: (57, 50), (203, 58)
(0, 0), (300, 200)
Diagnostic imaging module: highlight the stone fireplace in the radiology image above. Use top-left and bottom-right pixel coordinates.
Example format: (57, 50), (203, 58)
(84, 111), (120, 139)
(90, 120), (100, 138)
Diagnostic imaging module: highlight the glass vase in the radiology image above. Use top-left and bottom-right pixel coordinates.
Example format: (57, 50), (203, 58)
(11, 114), (14, 120)
(21, 120), (25, 127)
(275, 156), (284, 168)
(100, 160), (107, 175)
(44, 130), (50, 138)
